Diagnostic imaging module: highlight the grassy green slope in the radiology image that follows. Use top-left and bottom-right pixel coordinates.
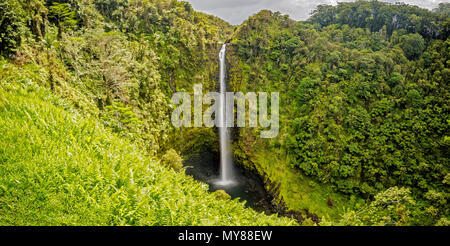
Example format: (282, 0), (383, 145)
(0, 72), (295, 226)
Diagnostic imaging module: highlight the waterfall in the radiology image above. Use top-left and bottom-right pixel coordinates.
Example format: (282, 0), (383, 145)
(218, 44), (234, 185)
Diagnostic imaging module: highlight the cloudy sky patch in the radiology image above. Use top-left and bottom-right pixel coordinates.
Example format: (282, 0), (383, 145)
(184, 0), (449, 25)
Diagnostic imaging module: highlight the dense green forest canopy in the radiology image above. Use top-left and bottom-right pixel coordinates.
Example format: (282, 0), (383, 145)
(309, 1), (449, 38)
(1, 0), (233, 155)
(0, 0), (449, 226)
(229, 1), (449, 225)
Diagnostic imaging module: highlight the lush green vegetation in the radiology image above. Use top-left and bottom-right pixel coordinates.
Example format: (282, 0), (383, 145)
(0, 0), (448, 226)
(229, 2), (449, 225)
(0, 0), (295, 226)
(0, 58), (295, 226)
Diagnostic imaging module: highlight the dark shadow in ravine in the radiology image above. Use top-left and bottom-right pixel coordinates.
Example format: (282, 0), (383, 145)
(184, 150), (278, 214)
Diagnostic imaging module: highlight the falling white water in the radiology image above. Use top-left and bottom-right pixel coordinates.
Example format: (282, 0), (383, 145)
(218, 44), (234, 186)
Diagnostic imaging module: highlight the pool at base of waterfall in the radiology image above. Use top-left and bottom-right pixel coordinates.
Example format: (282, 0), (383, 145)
(184, 150), (278, 214)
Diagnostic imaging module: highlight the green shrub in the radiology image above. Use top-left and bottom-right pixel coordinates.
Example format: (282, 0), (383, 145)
(399, 33), (425, 60)
(214, 190), (231, 200)
(161, 149), (184, 172)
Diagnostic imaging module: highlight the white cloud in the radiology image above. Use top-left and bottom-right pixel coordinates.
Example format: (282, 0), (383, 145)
(184, 0), (449, 25)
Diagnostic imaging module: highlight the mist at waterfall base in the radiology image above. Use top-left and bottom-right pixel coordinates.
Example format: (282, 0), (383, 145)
(184, 150), (276, 213)
(184, 44), (277, 213)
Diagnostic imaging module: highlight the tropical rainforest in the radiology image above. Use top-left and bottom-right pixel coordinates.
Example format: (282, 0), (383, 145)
(0, 0), (448, 226)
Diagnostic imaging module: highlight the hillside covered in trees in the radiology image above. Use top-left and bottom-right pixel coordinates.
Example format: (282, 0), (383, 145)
(229, 1), (449, 226)
(0, 0), (294, 226)
(0, 0), (449, 226)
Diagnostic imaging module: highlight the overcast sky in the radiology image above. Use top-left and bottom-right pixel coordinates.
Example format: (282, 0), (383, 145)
(184, 0), (449, 25)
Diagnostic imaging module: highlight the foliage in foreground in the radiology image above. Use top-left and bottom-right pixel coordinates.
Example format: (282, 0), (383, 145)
(0, 78), (295, 226)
